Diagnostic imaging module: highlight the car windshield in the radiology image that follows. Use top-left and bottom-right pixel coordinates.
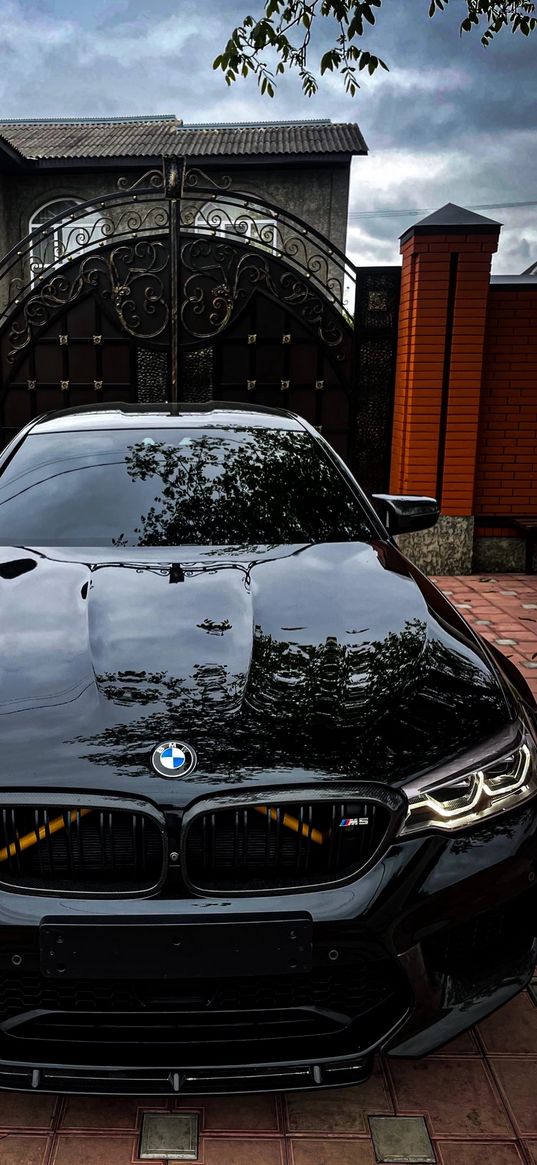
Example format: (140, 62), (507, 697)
(0, 426), (374, 547)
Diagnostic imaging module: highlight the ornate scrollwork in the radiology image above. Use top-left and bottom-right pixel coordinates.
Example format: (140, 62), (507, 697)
(181, 238), (278, 340)
(7, 239), (170, 359)
(5, 204), (170, 312)
(180, 198), (348, 312)
(117, 168), (165, 193)
(82, 240), (170, 339)
(58, 207), (170, 261)
(1, 175), (355, 410)
(180, 235), (345, 354)
(278, 271), (345, 354)
(184, 168), (233, 192)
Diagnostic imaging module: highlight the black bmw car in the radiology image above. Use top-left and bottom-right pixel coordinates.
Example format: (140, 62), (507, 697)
(0, 401), (534, 1096)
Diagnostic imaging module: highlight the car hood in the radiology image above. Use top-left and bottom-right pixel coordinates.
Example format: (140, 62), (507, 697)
(0, 542), (511, 802)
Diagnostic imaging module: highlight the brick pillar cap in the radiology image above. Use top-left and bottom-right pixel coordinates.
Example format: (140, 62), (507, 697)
(400, 202), (502, 245)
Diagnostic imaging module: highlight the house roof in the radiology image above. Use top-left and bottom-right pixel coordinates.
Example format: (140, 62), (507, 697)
(0, 115), (367, 162)
(176, 120), (367, 158)
(0, 115), (180, 160)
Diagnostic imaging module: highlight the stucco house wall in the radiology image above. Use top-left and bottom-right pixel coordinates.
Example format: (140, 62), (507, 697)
(0, 116), (364, 262)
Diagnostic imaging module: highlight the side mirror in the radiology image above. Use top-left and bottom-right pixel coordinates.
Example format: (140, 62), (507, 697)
(372, 494), (439, 536)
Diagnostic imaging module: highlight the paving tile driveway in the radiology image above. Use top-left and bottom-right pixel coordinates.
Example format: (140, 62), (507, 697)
(1, 574), (536, 1165)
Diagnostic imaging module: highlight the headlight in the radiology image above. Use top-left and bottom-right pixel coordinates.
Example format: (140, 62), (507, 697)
(401, 737), (537, 836)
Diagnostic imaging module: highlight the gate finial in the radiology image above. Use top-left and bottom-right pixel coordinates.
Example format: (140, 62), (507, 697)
(164, 156), (185, 200)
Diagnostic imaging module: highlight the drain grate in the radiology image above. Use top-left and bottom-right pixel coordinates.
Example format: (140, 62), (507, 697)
(368, 1115), (435, 1164)
(139, 1113), (199, 1161)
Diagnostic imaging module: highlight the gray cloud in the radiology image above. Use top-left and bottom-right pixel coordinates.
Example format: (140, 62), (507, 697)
(1, 0), (536, 271)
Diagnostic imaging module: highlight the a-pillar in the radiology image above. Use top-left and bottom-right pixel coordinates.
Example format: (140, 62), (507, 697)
(389, 203), (501, 573)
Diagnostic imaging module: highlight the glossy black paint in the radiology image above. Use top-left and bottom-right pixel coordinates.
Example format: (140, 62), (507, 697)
(372, 494), (440, 535)
(0, 402), (535, 1095)
(0, 538), (516, 799)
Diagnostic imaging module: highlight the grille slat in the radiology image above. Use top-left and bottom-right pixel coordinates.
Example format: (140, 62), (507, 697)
(64, 812), (72, 879)
(2, 811), (12, 874)
(44, 812), (55, 875)
(35, 811), (44, 879)
(108, 812), (115, 871)
(233, 809), (239, 872)
(304, 806), (313, 876)
(98, 812), (105, 871)
(185, 798), (392, 892)
(273, 810), (280, 868)
(0, 804), (164, 895)
(11, 810), (22, 875)
(335, 803), (345, 870)
(75, 811), (83, 874)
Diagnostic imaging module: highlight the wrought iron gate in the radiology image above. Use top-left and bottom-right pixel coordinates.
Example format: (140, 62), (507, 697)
(0, 157), (400, 490)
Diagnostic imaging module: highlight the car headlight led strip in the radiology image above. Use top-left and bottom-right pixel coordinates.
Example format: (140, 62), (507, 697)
(401, 737), (536, 835)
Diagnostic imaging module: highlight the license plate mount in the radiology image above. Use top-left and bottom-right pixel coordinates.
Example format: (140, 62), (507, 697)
(39, 914), (313, 980)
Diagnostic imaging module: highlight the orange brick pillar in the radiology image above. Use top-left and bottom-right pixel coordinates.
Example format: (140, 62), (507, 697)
(389, 203), (501, 573)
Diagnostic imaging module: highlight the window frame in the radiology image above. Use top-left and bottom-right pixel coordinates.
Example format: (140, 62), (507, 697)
(28, 197), (101, 283)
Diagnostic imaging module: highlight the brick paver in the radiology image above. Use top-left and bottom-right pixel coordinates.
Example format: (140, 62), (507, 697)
(1, 575), (536, 1164)
(433, 574), (537, 707)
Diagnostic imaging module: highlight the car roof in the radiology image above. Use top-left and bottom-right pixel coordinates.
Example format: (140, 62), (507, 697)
(30, 401), (305, 435)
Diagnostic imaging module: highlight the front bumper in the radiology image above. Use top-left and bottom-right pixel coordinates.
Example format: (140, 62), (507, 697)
(0, 801), (534, 1094)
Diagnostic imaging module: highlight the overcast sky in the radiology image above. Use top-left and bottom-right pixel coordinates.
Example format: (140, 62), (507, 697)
(1, 0), (536, 272)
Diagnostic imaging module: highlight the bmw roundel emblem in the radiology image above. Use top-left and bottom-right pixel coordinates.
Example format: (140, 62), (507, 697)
(151, 740), (197, 778)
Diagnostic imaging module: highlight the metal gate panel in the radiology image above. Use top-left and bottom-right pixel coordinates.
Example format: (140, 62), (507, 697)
(0, 160), (399, 488)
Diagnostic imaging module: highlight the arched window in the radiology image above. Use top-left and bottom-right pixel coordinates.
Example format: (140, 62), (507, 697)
(29, 197), (102, 280)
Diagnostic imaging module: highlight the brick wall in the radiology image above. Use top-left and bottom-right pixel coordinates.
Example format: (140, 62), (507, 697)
(388, 204), (537, 573)
(390, 228), (499, 516)
(475, 285), (537, 517)
(390, 242), (449, 498)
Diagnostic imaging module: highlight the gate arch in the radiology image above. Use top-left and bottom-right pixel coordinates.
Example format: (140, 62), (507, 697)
(0, 159), (399, 483)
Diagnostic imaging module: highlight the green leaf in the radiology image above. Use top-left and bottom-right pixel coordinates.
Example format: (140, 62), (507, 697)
(348, 14), (364, 36)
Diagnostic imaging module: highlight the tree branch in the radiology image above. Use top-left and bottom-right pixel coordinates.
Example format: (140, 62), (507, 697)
(213, 0), (536, 96)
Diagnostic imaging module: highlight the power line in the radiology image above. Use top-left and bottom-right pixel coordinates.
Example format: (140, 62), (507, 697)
(348, 199), (537, 220)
